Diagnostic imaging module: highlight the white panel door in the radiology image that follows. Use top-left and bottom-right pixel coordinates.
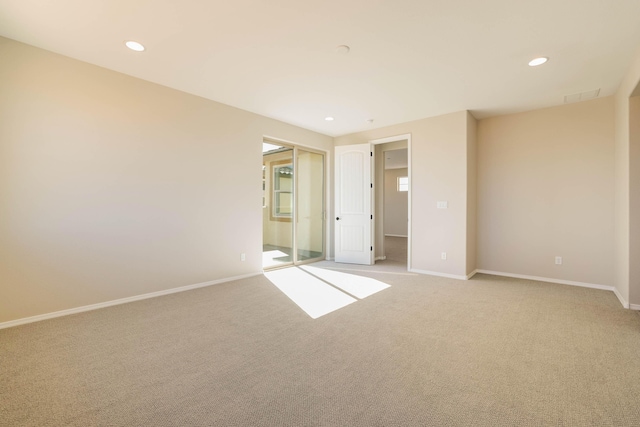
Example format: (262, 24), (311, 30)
(335, 143), (373, 264)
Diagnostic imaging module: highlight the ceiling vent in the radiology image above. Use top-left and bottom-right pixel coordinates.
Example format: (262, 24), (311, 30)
(564, 89), (600, 104)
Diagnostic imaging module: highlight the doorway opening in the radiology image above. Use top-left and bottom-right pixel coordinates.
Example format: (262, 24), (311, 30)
(381, 147), (408, 265)
(262, 140), (325, 270)
(372, 136), (410, 270)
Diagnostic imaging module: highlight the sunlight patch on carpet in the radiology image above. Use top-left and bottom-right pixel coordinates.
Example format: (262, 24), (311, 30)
(265, 266), (390, 318)
(300, 265), (390, 299)
(265, 267), (356, 318)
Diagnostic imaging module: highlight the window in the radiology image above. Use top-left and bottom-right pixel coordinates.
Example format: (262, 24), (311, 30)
(272, 162), (293, 221)
(262, 165), (266, 208)
(397, 176), (408, 192)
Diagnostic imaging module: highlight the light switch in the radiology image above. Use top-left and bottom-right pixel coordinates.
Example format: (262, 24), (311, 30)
(437, 201), (448, 209)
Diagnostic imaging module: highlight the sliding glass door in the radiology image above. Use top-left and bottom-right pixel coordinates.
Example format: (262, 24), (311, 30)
(262, 142), (325, 269)
(263, 146), (294, 269)
(296, 149), (324, 262)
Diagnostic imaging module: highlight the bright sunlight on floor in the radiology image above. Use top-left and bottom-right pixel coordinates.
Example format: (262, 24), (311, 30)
(264, 266), (390, 319)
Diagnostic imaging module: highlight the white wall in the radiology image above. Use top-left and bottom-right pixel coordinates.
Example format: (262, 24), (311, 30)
(0, 37), (332, 323)
(477, 97), (615, 286)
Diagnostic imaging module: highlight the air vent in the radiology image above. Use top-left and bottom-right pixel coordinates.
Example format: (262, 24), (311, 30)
(564, 89), (600, 104)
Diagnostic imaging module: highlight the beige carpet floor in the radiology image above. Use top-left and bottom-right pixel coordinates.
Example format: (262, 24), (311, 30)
(2, 245), (640, 426)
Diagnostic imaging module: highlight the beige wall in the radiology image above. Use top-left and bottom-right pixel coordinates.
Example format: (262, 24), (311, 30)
(477, 97), (615, 286)
(0, 37), (332, 323)
(629, 95), (640, 306)
(613, 48), (640, 306)
(335, 111), (472, 277)
(3, 34), (636, 324)
(614, 84), (631, 304)
(384, 168), (408, 237)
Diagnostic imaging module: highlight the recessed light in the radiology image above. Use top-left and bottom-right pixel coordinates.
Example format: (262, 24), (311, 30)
(335, 45), (350, 54)
(125, 41), (145, 52)
(325, 117), (334, 121)
(528, 57), (548, 67)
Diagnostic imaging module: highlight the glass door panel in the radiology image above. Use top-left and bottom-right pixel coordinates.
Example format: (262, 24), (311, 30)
(296, 150), (324, 262)
(263, 147), (294, 269)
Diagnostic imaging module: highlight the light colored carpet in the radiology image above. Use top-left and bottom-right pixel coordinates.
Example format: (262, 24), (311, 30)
(2, 257), (640, 425)
(382, 235), (408, 263)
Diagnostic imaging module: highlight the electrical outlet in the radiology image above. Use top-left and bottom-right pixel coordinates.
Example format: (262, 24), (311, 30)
(241, 253), (246, 262)
(441, 252), (447, 260)
(555, 256), (562, 265)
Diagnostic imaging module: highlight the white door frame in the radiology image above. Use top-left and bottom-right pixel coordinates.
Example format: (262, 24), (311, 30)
(369, 134), (412, 271)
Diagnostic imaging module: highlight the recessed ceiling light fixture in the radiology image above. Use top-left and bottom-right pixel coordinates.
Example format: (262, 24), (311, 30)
(528, 57), (548, 67)
(125, 41), (145, 52)
(325, 116), (334, 121)
(335, 45), (350, 54)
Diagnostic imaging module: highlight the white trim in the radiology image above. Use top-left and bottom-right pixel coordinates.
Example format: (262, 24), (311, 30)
(630, 304), (640, 311)
(325, 150), (332, 266)
(384, 234), (407, 238)
(0, 272), (263, 330)
(613, 287), (630, 309)
(466, 269), (478, 280)
(410, 268), (470, 281)
(375, 256), (387, 261)
(262, 135), (325, 153)
(476, 270), (613, 291)
(407, 136), (412, 272)
(369, 134), (412, 145)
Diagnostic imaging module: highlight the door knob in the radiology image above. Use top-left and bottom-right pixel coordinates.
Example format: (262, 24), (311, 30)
(336, 217), (341, 220)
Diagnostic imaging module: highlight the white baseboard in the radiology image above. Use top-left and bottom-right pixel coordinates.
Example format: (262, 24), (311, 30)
(375, 256), (387, 261)
(613, 287), (630, 309)
(0, 272), (263, 330)
(476, 270), (614, 291)
(409, 268), (470, 281)
(384, 234), (408, 238)
(476, 270), (633, 310)
(466, 269), (478, 280)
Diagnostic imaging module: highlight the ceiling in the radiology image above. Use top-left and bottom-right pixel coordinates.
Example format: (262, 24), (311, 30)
(1, 0), (640, 137)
